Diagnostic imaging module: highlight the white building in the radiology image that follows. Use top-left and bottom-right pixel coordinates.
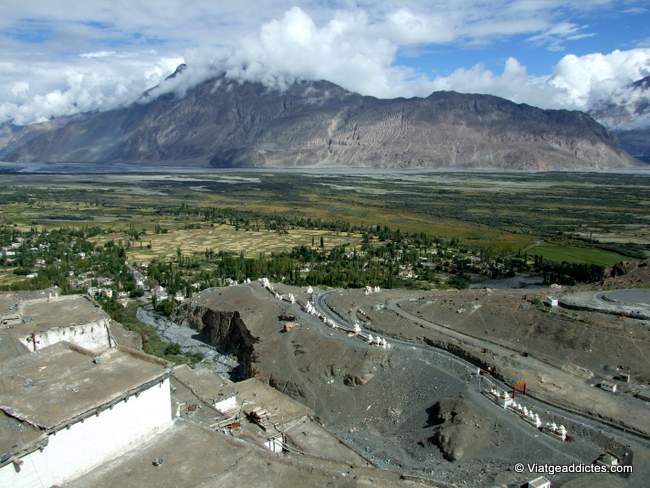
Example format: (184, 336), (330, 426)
(0, 342), (172, 488)
(485, 387), (514, 409)
(173, 366), (311, 455)
(600, 381), (617, 393)
(545, 296), (559, 307)
(10, 294), (114, 355)
(527, 477), (551, 488)
(264, 434), (285, 454)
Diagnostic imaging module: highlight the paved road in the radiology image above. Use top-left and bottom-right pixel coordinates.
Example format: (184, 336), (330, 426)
(310, 292), (592, 460)
(313, 290), (650, 450)
(560, 289), (650, 320)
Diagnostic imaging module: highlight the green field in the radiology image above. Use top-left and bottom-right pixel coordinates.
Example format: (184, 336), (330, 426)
(526, 243), (627, 266)
(1, 171), (649, 264)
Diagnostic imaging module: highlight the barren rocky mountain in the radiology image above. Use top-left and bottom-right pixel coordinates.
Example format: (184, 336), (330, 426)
(0, 71), (639, 170)
(615, 128), (650, 163)
(590, 75), (650, 163)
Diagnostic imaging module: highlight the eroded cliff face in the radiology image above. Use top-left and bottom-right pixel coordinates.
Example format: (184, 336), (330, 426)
(173, 304), (258, 377)
(171, 287), (391, 408)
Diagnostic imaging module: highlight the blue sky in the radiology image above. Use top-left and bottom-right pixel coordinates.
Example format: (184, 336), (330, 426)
(0, 1), (649, 125)
(394, 4), (650, 77)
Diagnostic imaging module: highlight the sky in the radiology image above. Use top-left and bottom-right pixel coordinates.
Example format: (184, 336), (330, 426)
(1, 0), (649, 126)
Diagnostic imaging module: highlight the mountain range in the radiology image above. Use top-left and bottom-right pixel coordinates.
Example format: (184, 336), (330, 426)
(0, 67), (643, 171)
(589, 75), (650, 163)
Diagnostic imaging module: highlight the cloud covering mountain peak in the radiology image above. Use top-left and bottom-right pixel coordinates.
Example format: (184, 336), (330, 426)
(1, 2), (649, 127)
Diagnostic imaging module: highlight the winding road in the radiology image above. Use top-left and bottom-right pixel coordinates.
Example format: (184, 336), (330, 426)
(312, 289), (650, 451)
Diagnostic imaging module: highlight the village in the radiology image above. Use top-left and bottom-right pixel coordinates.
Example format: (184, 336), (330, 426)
(0, 218), (602, 315)
(0, 210), (647, 487)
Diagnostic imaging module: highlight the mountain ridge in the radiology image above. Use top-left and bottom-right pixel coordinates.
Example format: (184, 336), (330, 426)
(590, 75), (650, 163)
(0, 71), (640, 171)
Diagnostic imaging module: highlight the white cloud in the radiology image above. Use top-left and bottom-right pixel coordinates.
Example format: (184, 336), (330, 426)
(79, 50), (117, 58)
(383, 10), (456, 44)
(0, 55), (183, 125)
(10, 81), (30, 99)
(1, 1), (649, 126)
(427, 57), (557, 104)
(217, 8), (650, 115)
(222, 7), (416, 98)
(637, 37), (650, 48)
(426, 49), (650, 115)
(549, 49), (650, 108)
(528, 22), (595, 51)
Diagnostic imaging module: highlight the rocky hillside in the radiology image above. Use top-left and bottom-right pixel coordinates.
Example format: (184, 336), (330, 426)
(172, 302), (258, 377)
(0, 72), (639, 170)
(603, 259), (650, 288)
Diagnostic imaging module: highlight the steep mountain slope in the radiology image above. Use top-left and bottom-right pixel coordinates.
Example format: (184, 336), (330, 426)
(615, 128), (650, 163)
(0, 74), (638, 170)
(591, 75), (650, 163)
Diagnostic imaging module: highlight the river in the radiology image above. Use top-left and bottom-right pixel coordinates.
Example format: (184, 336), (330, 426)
(136, 306), (239, 377)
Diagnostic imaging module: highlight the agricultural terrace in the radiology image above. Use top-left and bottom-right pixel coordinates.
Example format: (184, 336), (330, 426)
(92, 224), (362, 261)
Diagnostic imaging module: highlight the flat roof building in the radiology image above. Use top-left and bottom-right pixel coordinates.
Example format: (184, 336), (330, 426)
(526, 476), (551, 488)
(173, 365), (311, 429)
(600, 381), (618, 393)
(173, 365), (312, 454)
(0, 292), (113, 360)
(0, 342), (172, 488)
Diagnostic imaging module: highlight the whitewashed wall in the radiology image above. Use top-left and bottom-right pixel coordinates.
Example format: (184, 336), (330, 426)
(0, 377), (172, 488)
(214, 395), (237, 414)
(18, 318), (112, 354)
(264, 435), (284, 454)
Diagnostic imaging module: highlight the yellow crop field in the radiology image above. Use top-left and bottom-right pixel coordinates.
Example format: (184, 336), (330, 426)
(94, 224), (361, 261)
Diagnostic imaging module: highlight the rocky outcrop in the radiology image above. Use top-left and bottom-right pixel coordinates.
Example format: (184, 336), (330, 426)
(268, 376), (307, 401)
(173, 304), (258, 377)
(427, 396), (487, 462)
(343, 372), (375, 386)
(603, 259), (650, 288)
(0, 73), (639, 170)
